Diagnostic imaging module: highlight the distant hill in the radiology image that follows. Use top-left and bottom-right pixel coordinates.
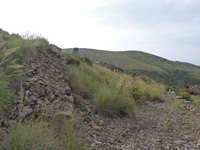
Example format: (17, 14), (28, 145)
(63, 48), (200, 87)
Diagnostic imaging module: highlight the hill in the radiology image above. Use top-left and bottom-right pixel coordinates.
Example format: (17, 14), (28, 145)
(1, 28), (200, 149)
(63, 48), (200, 87)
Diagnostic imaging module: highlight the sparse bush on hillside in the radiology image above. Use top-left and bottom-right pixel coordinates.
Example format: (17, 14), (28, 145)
(5, 34), (49, 64)
(0, 43), (23, 112)
(96, 87), (135, 116)
(66, 55), (92, 66)
(181, 92), (191, 101)
(133, 77), (165, 102)
(68, 57), (166, 115)
(0, 34), (49, 112)
(60, 120), (87, 150)
(191, 95), (200, 109)
(68, 62), (136, 116)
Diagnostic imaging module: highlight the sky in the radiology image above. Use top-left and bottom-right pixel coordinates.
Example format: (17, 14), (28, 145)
(1, 0), (200, 65)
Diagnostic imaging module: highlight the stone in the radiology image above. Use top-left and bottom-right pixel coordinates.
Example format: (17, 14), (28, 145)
(197, 139), (200, 149)
(30, 95), (37, 101)
(93, 125), (101, 130)
(83, 116), (92, 123)
(95, 141), (102, 145)
(68, 96), (74, 103)
(21, 106), (33, 117)
(100, 120), (104, 126)
(27, 77), (38, 82)
(55, 111), (73, 117)
(17, 104), (24, 109)
(48, 44), (62, 55)
(176, 96), (182, 99)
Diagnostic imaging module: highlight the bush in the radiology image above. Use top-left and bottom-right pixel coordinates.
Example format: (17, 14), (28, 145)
(60, 121), (87, 150)
(0, 34), (49, 112)
(68, 60), (165, 115)
(191, 95), (200, 108)
(0, 44), (22, 112)
(66, 55), (92, 66)
(0, 82), (15, 112)
(0, 121), (64, 150)
(5, 34), (49, 64)
(68, 63), (100, 98)
(96, 87), (135, 116)
(133, 77), (165, 102)
(68, 62), (136, 116)
(181, 92), (191, 101)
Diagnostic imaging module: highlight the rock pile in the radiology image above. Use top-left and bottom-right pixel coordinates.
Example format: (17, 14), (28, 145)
(8, 46), (74, 120)
(186, 84), (200, 95)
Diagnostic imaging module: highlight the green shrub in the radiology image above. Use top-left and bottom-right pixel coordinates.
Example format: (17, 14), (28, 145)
(181, 92), (191, 101)
(0, 121), (64, 150)
(96, 87), (135, 116)
(133, 78), (165, 102)
(68, 60), (165, 115)
(68, 63), (100, 98)
(66, 55), (92, 66)
(0, 81), (15, 112)
(5, 34), (49, 64)
(68, 62), (136, 116)
(66, 55), (81, 65)
(0, 44), (21, 112)
(0, 128), (5, 141)
(61, 121), (87, 150)
(0, 34), (48, 112)
(191, 95), (200, 109)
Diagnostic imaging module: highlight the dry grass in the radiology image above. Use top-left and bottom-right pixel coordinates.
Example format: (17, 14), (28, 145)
(0, 121), (63, 150)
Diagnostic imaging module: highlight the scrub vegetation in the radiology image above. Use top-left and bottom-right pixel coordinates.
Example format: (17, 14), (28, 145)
(64, 48), (200, 87)
(0, 29), (86, 150)
(67, 55), (166, 116)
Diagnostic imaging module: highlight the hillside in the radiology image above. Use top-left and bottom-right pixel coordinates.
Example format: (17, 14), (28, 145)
(1, 28), (200, 149)
(63, 48), (200, 87)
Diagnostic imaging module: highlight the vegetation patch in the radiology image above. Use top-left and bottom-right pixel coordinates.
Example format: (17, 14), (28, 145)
(64, 48), (200, 87)
(191, 95), (200, 109)
(0, 32), (49, 113)
(181, 92), (191, 101)
(68, 55), (166, 116)
(0, 121), (63, 150)
(68, 57), (136, 116)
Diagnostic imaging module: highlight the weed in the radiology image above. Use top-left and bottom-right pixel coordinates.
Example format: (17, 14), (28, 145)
(95, 119), (101, 127)
(61, 120), (87, 150)
(96, 86), (135, 116)
(191, 95), (200, 109)
(133, 77), (165, 102)
(68, 62), (136, 116)
(167, 121), (174, 130)
(181, 92), (191, 101)
(0, 121), (64, 150)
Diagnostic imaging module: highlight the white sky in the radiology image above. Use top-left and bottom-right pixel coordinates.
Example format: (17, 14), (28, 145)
(1, 0), (200, 65)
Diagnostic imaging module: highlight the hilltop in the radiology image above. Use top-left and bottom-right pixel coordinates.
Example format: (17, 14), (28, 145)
(64, 48), (200, 87)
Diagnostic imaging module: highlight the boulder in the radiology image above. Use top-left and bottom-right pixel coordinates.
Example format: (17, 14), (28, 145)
(48, 44), (62, 55)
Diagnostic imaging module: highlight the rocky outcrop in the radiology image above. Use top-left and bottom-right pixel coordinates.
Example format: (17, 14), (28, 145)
(186, 84), (200, 95)
(8, 48), (74, 120)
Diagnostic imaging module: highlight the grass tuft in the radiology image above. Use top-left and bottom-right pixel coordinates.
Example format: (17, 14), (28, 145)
(0, 121), (63, 150)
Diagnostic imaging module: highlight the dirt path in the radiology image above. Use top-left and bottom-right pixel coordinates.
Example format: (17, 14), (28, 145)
(87, 92), (200, 150)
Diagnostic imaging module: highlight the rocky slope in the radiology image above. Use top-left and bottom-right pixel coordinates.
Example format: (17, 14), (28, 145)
(1, 47), (200, 150)
(2, 45), (74, 124)
(81, 91), (200, 150)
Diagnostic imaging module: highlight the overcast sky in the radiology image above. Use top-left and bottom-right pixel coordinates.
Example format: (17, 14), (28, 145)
(1, 0), (200, 65)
